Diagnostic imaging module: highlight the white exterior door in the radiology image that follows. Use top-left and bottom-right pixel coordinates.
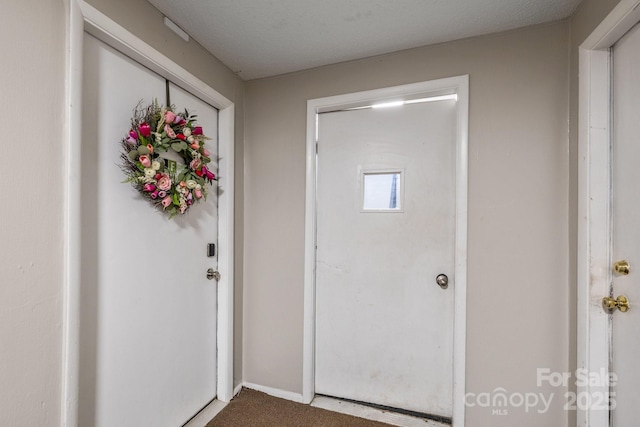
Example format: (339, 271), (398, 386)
(79, 34), (218, 427)
(611, 22), (640, 426)
(315, 99), (457, 420)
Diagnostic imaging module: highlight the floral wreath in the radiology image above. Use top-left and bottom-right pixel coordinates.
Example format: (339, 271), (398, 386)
(120, 101), (217, 218)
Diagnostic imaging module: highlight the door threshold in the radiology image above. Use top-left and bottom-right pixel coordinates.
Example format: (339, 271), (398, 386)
(311, 395), (451, 427)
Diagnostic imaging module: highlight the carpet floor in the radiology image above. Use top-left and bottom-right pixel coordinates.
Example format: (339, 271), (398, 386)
(205, 388), (396, 427)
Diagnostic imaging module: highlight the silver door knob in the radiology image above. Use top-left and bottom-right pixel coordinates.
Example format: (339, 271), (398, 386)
(436, 274), (448, 289)
(207, 268), (221, 281)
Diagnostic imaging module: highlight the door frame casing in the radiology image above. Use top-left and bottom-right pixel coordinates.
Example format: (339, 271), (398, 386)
(63, 1), (235, 425)
(577, 1), (640, 426)
(303, 76), (469, 426)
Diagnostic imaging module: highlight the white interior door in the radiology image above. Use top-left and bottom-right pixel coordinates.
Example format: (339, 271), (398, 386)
(315, 99), (456, 420)
(80, 34), (218, 427)
(611, 22), (640, 426)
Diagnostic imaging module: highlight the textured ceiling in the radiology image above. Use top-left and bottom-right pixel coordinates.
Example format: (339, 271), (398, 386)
(147, 0), (581, 80)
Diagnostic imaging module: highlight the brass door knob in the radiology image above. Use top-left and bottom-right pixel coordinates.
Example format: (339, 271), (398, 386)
(613, 260), (630, 275)
(602, 295), (630, 313)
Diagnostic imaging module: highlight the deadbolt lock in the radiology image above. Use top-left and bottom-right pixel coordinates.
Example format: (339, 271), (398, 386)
(602, 295), (630, 313)
(613, 260), (630, 275)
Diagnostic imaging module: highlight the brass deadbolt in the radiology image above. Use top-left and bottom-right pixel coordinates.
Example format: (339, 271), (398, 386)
(613, 260), (630, 275)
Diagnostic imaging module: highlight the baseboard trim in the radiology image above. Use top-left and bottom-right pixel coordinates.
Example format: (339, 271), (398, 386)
(182, 399), (227, 427)
(233, 383), (243, 397)
(242, 382), (304, 403)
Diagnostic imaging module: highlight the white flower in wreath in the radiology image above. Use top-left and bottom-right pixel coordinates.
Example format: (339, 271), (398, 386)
(195, 184), (202, 190)
(187, 135), (195, 143)
(144, 168), (156, 179)
(151, 161), (161, 171)
(186, 180), (197, 189)
(183, 127), (192, 137)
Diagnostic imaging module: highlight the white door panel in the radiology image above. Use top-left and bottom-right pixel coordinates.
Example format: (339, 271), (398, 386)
(611, 22), (640, 426)
(315, 101), (456, 418)
(80, 34), (218, 427)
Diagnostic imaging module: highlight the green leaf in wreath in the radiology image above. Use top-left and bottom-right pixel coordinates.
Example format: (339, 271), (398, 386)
(137, 145), (150, 155)
(128, 150), (138, 160)
(171, 142), (184, 152)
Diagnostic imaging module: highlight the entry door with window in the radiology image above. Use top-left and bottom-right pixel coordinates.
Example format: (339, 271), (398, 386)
(80, 34), (219, 427)
(610, 21), (640, 426)
(315, 98), (457, 421)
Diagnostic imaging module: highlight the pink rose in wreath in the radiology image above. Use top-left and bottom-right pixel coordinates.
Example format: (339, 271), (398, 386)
(161, 196), (172, 208)
(139, 155), (151, 168)
(164, 124), (176, 139)
(190, 158), (202, 171)
(157, 173), (172, 191)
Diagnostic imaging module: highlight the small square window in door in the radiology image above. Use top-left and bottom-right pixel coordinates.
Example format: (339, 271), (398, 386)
(361, 171), (403, 212)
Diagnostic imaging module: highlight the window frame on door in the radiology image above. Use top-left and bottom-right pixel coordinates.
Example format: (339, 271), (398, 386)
(360, 168), (405, 213)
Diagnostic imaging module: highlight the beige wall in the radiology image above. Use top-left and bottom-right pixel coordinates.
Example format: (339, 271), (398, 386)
(0, 0), (66, 425)
(85, 0), (246, 388)
(243, 22), (571, 426)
